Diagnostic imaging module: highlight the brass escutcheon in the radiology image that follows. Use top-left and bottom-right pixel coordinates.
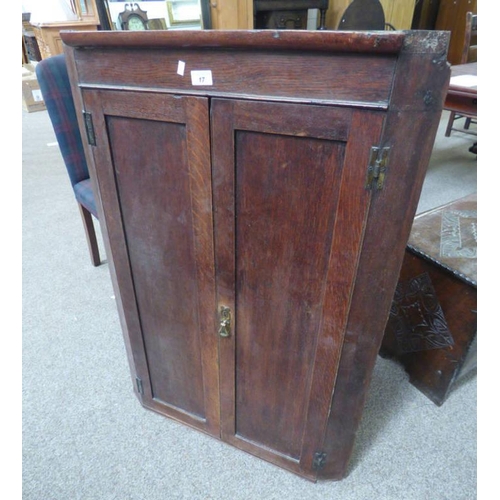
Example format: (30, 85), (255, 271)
(218, 306), (231, 338)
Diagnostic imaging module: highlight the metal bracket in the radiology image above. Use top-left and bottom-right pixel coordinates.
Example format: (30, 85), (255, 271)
(312, 451), (327, 470)
(135, 376), (144, 396)
(365, 146), (391, 190)
(83, 111), (96, 146)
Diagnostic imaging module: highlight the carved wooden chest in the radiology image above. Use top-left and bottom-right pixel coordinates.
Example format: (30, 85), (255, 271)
(381, 194), (477, 406)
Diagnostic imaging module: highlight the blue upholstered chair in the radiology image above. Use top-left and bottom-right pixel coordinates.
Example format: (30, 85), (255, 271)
(36, 54), (102, 266)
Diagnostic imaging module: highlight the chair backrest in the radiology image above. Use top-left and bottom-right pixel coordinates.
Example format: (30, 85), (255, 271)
(337, 0), (385, 31)
(35, 54), (89, 188)
(460, 12), (477, 64)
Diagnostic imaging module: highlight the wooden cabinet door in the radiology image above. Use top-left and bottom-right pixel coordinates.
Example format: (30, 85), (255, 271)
(81, 89), (220, 437)
(211, 99), (386, 479)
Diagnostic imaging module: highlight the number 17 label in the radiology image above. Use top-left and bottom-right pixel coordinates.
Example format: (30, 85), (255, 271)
(191, 70), (213, 86)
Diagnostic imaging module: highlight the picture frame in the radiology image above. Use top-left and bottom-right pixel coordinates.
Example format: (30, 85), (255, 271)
(166, 0), (201, 26)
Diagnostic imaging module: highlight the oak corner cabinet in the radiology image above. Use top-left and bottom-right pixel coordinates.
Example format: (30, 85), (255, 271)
(62, 29), (450, 481)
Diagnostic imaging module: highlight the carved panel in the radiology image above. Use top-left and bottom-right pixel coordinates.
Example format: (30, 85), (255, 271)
(440, 209), (477, 259)
(388, 272), (454, 353)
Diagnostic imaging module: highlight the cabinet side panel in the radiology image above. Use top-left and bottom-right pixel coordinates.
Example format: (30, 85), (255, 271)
(318, 34), (451, 480)
(234, 131), (345, 459)
(108, 116), (206, 418)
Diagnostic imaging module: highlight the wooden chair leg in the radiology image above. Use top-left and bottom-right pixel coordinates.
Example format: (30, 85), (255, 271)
(445, 111), (456, 137)
(78, 203), (101, 267)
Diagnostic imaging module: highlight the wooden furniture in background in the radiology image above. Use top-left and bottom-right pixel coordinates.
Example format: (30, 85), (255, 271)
(444, 11), (477, 137)
(22, 38), (28, 65)
(411, 0), (441, 29)
(326, 0), (416, 30)
(62, 29), (450, 481)
(254, 0), (329, 29)
(381, 194), (477, 406)
(210, 0), (254, 29)
(23, 32), (42, 62)
(32, 21), (99, 59)
(23, 12), (42, 63)
(435, 0), (477, 64)
(337, 0), (386, 30)
(70, 0), (99, 23)
(95, 0), (113, 30)
(444, 62), (477, 137)
(460, 11), (477, 63)
(147, 18), (168, 30)
(209, 0), (344, 29)
(22, 12), (30, 63)
(118, 3), (150, 30)
(31, 0), (99, 59)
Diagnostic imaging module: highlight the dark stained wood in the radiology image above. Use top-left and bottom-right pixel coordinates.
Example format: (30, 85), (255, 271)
(380, 194), (477, 406)
(407, 194), (477, 285)
(381, 252), (477, 405)
(63, 29), (451, 481)
(209, 98), (237, 451)
(109, 116), (206, 417)
(61, 29), (405, 53)
(78, 203), (101, 266)
(74, 85), (145, 404)
(318, 31), (451, 480)
(234, 130), (340, 459)
(300, 108), (385, 474)
(230, 100), (352, 141)
(81, 89), (220, 436)
(67, 47), (397, 108)
(81, 89), (153, 407)
(65, 49), (143, 390)
(211, 99), (385, 479)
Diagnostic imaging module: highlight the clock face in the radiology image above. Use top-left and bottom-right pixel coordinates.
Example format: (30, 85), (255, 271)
(128, 15), (146, 31)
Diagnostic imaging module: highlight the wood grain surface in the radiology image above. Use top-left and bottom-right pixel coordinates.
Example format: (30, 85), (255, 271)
(64, 30), (451, 481)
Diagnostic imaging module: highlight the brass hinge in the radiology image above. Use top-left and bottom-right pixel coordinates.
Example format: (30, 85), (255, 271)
(365, 146), (391, 190)
(312, 451), (327, 470)
(135, 376), (144, 396)
(83, 111), (96, 146)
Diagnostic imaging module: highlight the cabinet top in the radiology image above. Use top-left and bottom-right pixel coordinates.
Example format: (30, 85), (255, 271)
(62, 29), (450, 110)
(60, 29), (448, 56)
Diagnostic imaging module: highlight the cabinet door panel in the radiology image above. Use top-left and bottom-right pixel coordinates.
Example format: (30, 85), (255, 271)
(108, 116), (206, 416)
(212, 99), (385, 478)
(82, 90), (219, 435)
(234, 131), (342, 460)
